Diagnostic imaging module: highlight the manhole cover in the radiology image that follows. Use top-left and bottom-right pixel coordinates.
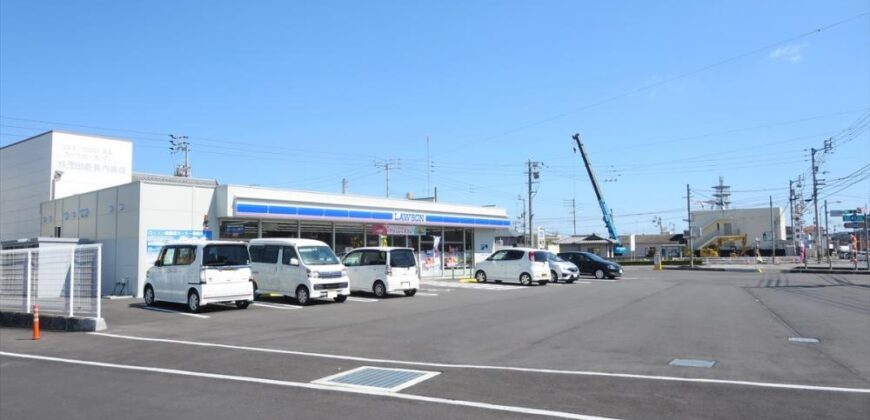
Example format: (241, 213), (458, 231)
(789, 337), (820, 343)
(313, 366), (440, 392)
(669, 359), (716, 368)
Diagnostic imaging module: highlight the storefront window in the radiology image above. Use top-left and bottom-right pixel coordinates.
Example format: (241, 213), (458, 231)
(262, 221), (298, 238)
(219, 220), (258, 240)
(443, 228), (465, 275)
(420, 230), (442, 277)
(335, 223), (364, 256)
(299, 221), (333, 247)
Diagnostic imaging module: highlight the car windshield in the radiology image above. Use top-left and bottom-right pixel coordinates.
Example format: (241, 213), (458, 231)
(203, 245), (250, 266)
(297, 245), (340, 266)
(390, 249), (416, 267)
(547, 253), (566, 262)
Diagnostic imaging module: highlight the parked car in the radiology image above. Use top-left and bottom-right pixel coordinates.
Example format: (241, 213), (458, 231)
(341, 247), (420, 298)
(557, 251), (623, 279)
(249, 238), (350, 305)
(473, 248), (549, 286)
(144, 241), (254, 312)
(545, 252), (579, 283)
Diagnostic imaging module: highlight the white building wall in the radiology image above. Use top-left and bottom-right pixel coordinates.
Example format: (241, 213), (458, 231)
(1, 131), (132, 242)
(693, 208), (786, 248)
(1, 133), (52, 241)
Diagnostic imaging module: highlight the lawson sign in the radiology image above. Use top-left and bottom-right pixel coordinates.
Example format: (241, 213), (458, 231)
(234, 202), (510, 228)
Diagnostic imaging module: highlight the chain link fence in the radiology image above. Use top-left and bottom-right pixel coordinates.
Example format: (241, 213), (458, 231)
(0, 244), (101, 318)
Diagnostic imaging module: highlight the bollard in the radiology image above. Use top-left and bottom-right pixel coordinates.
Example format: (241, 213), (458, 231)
(32, 304), (40, 340)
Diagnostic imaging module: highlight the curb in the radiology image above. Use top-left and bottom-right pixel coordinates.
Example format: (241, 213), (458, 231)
(663, 266), (780, 273)
(0, 311), (107, 332)
(788, 269), (869, 275)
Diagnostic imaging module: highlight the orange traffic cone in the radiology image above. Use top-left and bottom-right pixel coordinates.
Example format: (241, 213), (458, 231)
(32, 304), (40, 340)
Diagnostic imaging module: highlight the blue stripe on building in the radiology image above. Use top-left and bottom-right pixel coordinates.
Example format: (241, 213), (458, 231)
(235, 203), (510, 228)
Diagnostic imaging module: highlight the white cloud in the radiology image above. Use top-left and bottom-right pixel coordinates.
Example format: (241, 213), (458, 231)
(769, 45), (804, 63)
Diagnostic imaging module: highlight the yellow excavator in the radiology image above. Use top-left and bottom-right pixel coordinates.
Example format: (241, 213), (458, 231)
(700, 235), (748, 257)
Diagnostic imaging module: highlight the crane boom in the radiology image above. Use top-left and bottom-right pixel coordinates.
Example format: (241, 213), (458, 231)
(572, 133), (626, 255)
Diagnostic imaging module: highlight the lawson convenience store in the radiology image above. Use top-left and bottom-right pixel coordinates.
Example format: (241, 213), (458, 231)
(210, 185), (511, 278)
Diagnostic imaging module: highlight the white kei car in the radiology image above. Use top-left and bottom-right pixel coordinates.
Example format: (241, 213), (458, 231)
(144, 241), (254, 313)
(473, 248), (550, 286)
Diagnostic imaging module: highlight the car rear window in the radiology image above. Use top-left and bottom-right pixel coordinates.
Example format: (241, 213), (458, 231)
(532, 251), (549, 262)
(390, 249), (416, 267)
(203, 245), (250, 266)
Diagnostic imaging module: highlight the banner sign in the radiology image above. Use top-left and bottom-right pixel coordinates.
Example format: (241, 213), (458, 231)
(370, 224), (426, 236)
(146, 229), (212, 259)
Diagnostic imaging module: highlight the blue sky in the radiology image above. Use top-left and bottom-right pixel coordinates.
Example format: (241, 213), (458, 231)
(2, 0), (868, 236)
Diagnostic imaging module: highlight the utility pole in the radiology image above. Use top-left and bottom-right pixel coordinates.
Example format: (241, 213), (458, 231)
(374, 159), (400, 198)
(824, 200), (831, 270)
(526, 160), (542, 247)
(769, 195), (776, 264)
(563, 199), (577, 235)
(518, 195), (527, 244)
(169, 135), (191, 177)
(341, 178), (348, 195)
(789, 180), (795, 255)
(687, 184), (693, 268)
(809, 138), (833, 262)
(426, 136), (432, 197)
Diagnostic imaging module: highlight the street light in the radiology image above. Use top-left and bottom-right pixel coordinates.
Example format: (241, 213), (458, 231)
(50, 170), (64, 200)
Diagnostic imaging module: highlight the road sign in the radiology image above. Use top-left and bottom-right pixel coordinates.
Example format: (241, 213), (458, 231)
(843, 214), (866, 222)
(829, 210), (844, 217)
(844, 222), (865, 229)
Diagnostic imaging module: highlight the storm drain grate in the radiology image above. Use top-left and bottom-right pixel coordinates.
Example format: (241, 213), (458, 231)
(313, 366), (440, 392)
(669, 359), (717, 368)
(789, 337), (820, 343)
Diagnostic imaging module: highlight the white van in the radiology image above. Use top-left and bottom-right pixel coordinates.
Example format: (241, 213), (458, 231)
(144, 241), (254, 312)
(341, 247), (420, 298)
(248, 238), (350, 305)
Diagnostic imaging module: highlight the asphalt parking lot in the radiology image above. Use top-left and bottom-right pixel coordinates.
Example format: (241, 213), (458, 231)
(2, 268), (869, 420)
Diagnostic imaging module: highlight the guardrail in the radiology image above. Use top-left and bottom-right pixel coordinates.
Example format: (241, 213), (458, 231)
(0, 244), (101, 318)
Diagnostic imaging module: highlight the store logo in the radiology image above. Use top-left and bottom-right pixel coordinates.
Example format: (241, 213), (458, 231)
(392, 212), (424, 223)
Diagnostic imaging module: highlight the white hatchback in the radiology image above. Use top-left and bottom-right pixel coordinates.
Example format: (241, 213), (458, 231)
(341, 247), (420, 298)
(473, 248), (550, 286)
(144, 241), (254, 312)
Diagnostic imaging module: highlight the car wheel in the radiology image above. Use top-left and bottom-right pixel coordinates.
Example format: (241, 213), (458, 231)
(519, 273), (532, 286)
(187, 291), (201, 313)
(404, 288), (417, 297)
(475, 270), (487, 283)
(235, 300), (250, 309)
(295, 286), (310, 306)
(594, 269), (605, 279)
(373, 281), (387, 298)
(334, 295), (348, 303)
(551, 271), (558, 283)
(143, 285), (155, 306)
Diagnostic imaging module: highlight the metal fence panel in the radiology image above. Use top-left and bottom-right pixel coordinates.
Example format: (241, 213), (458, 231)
(0, 244), (101, 318)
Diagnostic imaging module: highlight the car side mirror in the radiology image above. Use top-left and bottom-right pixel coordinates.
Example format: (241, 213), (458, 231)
(154, 260), (162, 267)
(289, 258), (300, 266)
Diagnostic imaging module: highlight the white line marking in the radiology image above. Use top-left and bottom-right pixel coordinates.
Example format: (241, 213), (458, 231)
(252, 302), (301, 310)
(0, 352), (616, 420)
(88, 332), (870, 394)
(416, 292), (439, 297)
(574, 281), (592, 284)
(588, 279), (618, 283)
(347, 297), (378, 303)
(141, 307), (210, 319)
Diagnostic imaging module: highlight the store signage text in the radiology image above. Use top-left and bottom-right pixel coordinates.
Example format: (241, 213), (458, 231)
(392, 212), (424, 223)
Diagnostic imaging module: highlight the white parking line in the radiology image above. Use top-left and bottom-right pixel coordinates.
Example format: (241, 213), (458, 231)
(88, 332), (870, 394)
(141, 307), (210, 319)
(347, 297), (378, 303)
(0, 351), (617, 420)
(415, 292), (439, 297)
(253, 302), (302, 310)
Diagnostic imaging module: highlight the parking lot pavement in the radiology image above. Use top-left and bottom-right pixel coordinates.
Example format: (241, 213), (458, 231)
(2, 270), (869, 419)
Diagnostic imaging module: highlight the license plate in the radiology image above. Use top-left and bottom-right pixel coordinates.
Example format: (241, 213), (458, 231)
(327, 291), (337, 298)
(401, 282), (410, 289)
(542, 273), (549, 278)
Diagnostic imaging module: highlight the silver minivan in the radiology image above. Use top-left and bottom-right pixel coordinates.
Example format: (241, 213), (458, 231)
(249, 238), (350, 305)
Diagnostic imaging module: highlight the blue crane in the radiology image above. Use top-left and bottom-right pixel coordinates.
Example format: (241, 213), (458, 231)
(572, 133), (627, 256)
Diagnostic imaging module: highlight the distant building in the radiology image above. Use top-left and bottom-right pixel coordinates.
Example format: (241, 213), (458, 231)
(619, 233), (686, 259)
(691, 208), (786, 256)
(557, 234), (618, 258)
